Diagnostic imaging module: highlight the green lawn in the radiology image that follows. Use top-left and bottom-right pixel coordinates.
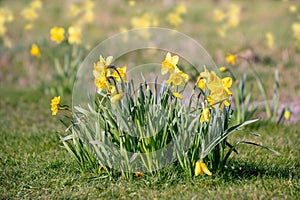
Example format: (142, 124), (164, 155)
(1, 0), (300, 199)
(0, 88), (299, 199)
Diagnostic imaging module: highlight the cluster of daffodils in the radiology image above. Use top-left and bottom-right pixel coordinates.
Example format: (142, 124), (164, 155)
(166, 3), (187, 27)
(21, 0), (42, 30)
(50, 25), (82, 45)
(93, 55), (127, 104)
(213, 4), (241, 38)
(0, 7), (13, 48)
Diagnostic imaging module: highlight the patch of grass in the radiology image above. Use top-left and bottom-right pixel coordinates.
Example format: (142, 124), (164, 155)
(0, 88), (299, 199)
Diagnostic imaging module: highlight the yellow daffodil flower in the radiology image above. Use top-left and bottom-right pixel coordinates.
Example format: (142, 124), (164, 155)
(111, 66), (127, 82)
(166, 70), (189, 87)
(50, 26), (65, 44)
(161, 52), (179, 75)
(289, 5), (297, 13)
(195, 160), (212, 176)
(284, 109), (291, 120)
(167, 13), (183, 27)
(129, 0), (136, 7)
(213, 9), (226, 22)
(110, 92), (124, 104)
(134, 172), (144, 178)
(30, 0), (42, 10)
(197, 68), (211, 90)
(292, 23), (300, 42)
(172, 92), (183, 99)
(226, 54), (237, 65)
(200, 107), (210, 123)
(265, 32), (274, 49)
(219, 67), (227, 72)
(69, 4), (81, 17)
(94, 74), (110, 92)
(68, 26), (81, 45)
(50, 96), (60, 116)
(30, 43), (41, 58)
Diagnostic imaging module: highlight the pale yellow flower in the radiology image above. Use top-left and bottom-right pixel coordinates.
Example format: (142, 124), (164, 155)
(289, 5), (297, 13)
(30, 0), (42, 10)
(131, 14), (152, 28)
(200, 107), (210, 123)
(226, 15), (240, 28)
(21, 8), (38, 21)
(175, 4), (187, 15)
(134, 172), (144, 177)
(172, 92), (183, 99)
(50, 26), (65, 44)
(195, 160), (212, 176)
(213, 9), (226, 22)
(167, 13), (183, 27)
(110, 92), (124, 104)
(265, 32), (274, 48)
(30, 43), (41, 57)
(69, 4), (81, 17)
(161, 52), (179, 75)
(292, 22), (300, 42)
(219, 67), (228, 72)
(68, 26), (81, 44)
(0, 24), (6, 36)
(129, 0), (136, 7)
(166, 70), (189, 87)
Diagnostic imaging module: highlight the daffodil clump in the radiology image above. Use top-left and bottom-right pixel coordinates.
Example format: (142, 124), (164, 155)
(56, 52), (279, 179)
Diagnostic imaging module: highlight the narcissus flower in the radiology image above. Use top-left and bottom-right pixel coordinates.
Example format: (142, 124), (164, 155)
(50, 26), (65, 44)
(134, 172), (144, 178)
(284, 109), (291, 120)
(68, 26), (81, 44)
(161, 52), (179, 75)
(200, 107), (210, 123)
(265, 32), (274, 49)
(166, 70), (189, 87)
(167, 13), (183, 27)
(219, 67), (228, 72)
(50, 96), (60, 115)
(172, 92), (183, 99)
(111, 66), (127, 82)
(226, 54), (237, 65)
(195, 160), (212, 176)
(30, 43), (41, 58)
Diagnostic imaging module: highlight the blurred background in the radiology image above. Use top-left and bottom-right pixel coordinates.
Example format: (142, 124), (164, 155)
(0, 0), (299, 122)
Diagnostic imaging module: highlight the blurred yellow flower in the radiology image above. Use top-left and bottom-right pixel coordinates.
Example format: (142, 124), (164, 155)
(172, 92), (183, 99)
(93, 55), (114, 92)
(161, 52), (179, 75)
(30, 43), (41, 58)
(21, 8), (38, 21)
(219, 67), (227, 72)
(134, 172), (144, 177)
(292, 22), (300, 42)
(265, 32), (274, 48)
(131, 14), (152, 28)
(110, 92), (124, 104)
(111, 66), (127, 82)
(200, 107), (210, 123)
(289, 5), (297, 13)
(226, 15), (240, 28)
(69, 4), (81, 17)
(30, 0), (42, 10)
(0, 8), (13, 23)
(24, 23), (33, 30)
(50, 96), (60, 116)
(213, 9), (226, 22)
(167, 13), (183, 27)
(0, 24), (6, 36)
(226, 54), (237, 65)
(68, 26), (81, 44)
(197, 68), (210, 90)
(228, 4), (241, 16)
(50, 26), (65, 44)
(3, 37), (12, 48)
(175, 4), (187, 15)
(166, 70), (189, 87)
(195, 160), (212, 176)
(284, 109), (291, 120)
(129, 0), (136, 7)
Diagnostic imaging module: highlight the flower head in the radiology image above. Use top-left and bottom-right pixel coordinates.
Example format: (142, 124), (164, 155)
(195, 160), (212, 176)
(111, 66), (127, 82)
(161, 52), (179, 75)
(219, 66), (228, 72)
(50, 96), (60, 116)
(172, 92), (183, 99)
(200, 107), (210, 123)
(68, 26), (81, 44)
(284, 108), (291, 120)
(226, 53), (237, 65)
(166, 70), (189, 87)
(30, 43), (41, 58)
(50, 26), (65, 44)
(265, 32), (274, 49)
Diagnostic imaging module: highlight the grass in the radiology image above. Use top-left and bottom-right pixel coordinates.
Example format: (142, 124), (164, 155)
(1, 0), (300, 199)
(0, 88), (299, 199)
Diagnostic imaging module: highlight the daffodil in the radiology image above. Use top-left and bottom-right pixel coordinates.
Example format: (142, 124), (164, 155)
(226, 54), (237, 65)
(166, 70), (189, 87)
(195, 160), (212, 176)
(111, 66), (127, 82)
(200, 107), (210, 123)
(30, 43), (41, 58)
(292, 23), (300, 42)
(197, 68), (211, 90)
(219, 67), (227, 72)
(134, 172), (144, 177)
(213, 9), (226, 22)
(284, 109), (291, 120)
(175, 4), (187, 15)
(172, 92), (183, 99)
(50, 26), (65, 44)
(161, 52), (179, 75)
(265, 32), (274, 49)
(289, 5), (297, 13)
(50, 96), (60, 116)
(68, 25), (81, 45)
(167, 13), (183, 27)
